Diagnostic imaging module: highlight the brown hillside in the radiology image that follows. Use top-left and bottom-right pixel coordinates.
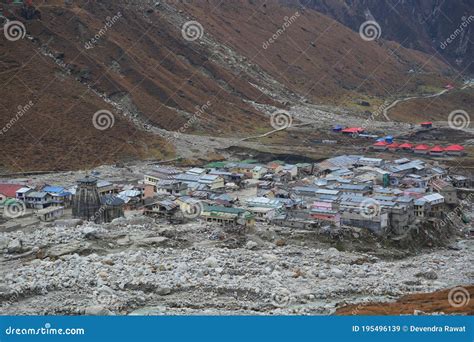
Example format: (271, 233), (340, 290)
(0, 0), (463, 171)
(337, 285), (474, 315)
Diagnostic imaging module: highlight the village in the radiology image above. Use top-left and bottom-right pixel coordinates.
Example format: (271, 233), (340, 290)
(0, 145), (472, 241)
(0, 151), (473, 316)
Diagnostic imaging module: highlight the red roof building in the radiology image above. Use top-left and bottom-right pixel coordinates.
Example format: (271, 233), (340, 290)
(429, 145), (445, 156)
(414, 144), (430, 154)
(444, 144), (465, 156)
(399, 143), (413, 150)
(387, 142), (400, 150)
(341, 127), (364, 134)
(0, 184), (23, 199)
(420, 122), (433, 128)
(373, 141), (388, 150)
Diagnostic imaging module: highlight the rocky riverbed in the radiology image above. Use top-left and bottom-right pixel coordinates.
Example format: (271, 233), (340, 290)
(0, 215), (472, 315)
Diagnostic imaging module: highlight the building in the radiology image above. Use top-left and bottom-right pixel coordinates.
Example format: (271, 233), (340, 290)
(100, 195), (125, 222)
(72, 176), (102, 223)
(42, 185), (72, 208)
(144, 167), (180, 185)
(414, 193), (445, 218)
(144, 199), (179, 218)
(15, 187), (32, 202)
(200, 205), (255, 227)
(156, 180), (188, 196)
(373, 141), (388, 151)
(431, 179), (457, 205)
(341, 127), (364, 135)
(252, 165), (267, 179)
(37, 206), (64, 222)
(24, 191), (52, 209)
(420, 122), (433, 128)
(413, 144), (430, 154)
(398, 143), (413, 151)
(429, 145), (445, 157)
(0, 184), (24, 201)
(444, 145), (465, 156)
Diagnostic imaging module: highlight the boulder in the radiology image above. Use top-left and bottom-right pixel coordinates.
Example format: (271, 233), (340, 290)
(55, 219), (83, 228)
(7, 239), (23, 253)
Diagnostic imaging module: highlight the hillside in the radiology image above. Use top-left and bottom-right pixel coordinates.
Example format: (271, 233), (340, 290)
(0, 0), (467, 171)
(337, 285), (474, 315)
(298, 0), (473, 75)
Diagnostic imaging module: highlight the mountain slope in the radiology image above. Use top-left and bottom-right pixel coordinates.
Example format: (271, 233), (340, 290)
(0, 0), (464, 171)
(296, 0), (473, 74)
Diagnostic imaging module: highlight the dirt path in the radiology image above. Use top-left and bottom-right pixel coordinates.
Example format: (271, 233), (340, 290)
(383, 89), (450, 121)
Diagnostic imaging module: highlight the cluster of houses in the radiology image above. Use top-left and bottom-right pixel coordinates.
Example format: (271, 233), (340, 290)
(0, 155), (472, 236)
(140, 156), (471, 236)
(373, 140), (466, 157)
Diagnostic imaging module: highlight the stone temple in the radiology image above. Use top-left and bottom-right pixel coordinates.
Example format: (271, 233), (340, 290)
(72, 176), (102, 223)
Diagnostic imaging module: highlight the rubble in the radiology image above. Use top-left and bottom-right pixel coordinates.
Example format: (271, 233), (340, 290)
(0, 215), (472, 315)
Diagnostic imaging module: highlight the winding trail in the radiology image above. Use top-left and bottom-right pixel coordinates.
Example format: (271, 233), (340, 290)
(382, 89), (449, 120)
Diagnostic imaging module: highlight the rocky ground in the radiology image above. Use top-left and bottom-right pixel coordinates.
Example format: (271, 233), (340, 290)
(0, 214), (472, 316)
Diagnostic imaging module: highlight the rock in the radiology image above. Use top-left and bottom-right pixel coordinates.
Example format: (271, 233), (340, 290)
(245, 241), (258, 250)
(7, 239), (23, 253)
(45, 242), (90, 258)
(84, 305), (113, 315)
(156, 287), (172, 296)
(134, 236), (168, 247)
(0, 236), (10, 250)
(318, 272), (327, 279)
(82, 226), (101, 240)
(55, 219), (83, 228)
(331, 268), (344, 279)
(204, 256), (218, 267)
(415, 270), (438, 280)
